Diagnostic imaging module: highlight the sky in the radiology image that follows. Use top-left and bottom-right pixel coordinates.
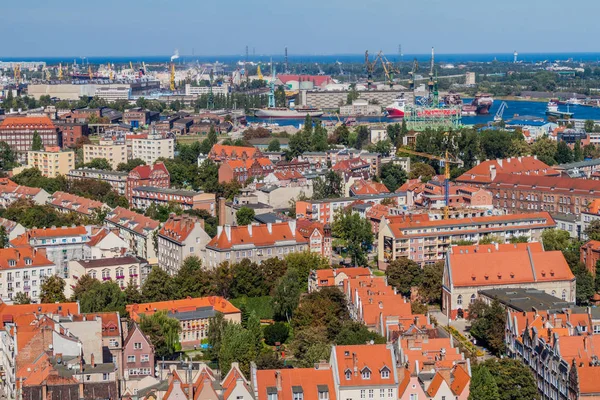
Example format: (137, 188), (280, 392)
(1, 0), (599, 57)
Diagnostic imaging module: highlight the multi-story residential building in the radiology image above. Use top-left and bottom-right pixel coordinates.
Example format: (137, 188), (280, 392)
(555, 158), (600, 179)
(67, 168), (129, 196)
(55, 121), (90, 148)
(203, 222), (308, 269)
(127, 296), (241, 349)
(0, 116), (60, 161)
(48, 191), (108, 218)
(131, 132), (175, 165)
(126, 162), (170, 203)
(158, 214), (211, 275)
(442, 242), (576, 320)
(26, 146), (75, 178)
(296, 192), (412, 225)
(131, 186), (216, 214)
(122, 108), (160, 128)
(123, 322), (155, 383)
(0, 217), (26, 240)
(85, 226), (129, 260)
(0, 180), (50, 208)
(581, 240), (600, 275)
(296, 218), (332, 261)
(455, 156), (559, 187)
(104, 207), (160, 260)
(83, 138), (127, 170)
(0, 303), (80, 399)
(218, 157), (274, 184)
(329, 344), (399, 400)
(378, 212), (556, 268)
(486, 173), (600, 216)
(11, 226), (91, 278)
(208, 144), (261, 163)
(252, 362), (337, 400)
(308, 267), (371, 292)
(67, 256), (150, 295)
(301, 148), (381, 175)
(332, 157), (372, 180)
(0, 247), (55, 303)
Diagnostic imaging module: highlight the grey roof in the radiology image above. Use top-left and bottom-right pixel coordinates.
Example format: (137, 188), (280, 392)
(557, 158), (600, 170)
(254, 212), (289, 224)
(133, 186), (202, 196)
(70, 168), (129, 177)
(478, 288), (573, 312)
(551, 213), (579, 223)
(77, 256), (146, 268)
(259, 186), (279, 193)
(352, 203), (372, 211)
(168, 306), (216, 321)
(230, 202), (272, 210)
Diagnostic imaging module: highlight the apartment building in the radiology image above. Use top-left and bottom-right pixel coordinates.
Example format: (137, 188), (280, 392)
(252, 363), (336, 400)
(378, 212), (556, 268)
(296, 218), (332, 261)
(122, 108), (160, 128)
(158, 214), (211, 275)
(218, 157), (274, 184)
(55, 121), (90, 148)
(127, 296), (241, 349)
(0, 217), (26, 240)
(301, 149), (381, 175)
(0, 247), (55, 303)
(296, 192), (412, 225)
(126, 162), (170, 203)
(131, 186), (215, 214)
(203, 221), (308, 269)
(67, 168), (129, 196)
(208, 144), (261, 162)
(26, 146), (75, 178)
(0, 116), (60, 161)
(442, 242), (576, 320)
(455, 156), (559, 187)
(104, 207), (160, 260)
(85, 226), (129, 260)
(0, 179), (50, 208)
(48, 191), (108, 218)
(131, 132), (175, 165)
(83, 138), (127, 170)
(11, 226), (91, 278)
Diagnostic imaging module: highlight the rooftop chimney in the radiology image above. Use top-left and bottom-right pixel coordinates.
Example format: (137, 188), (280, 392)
(248, 224), (253, 237)
(218, 197), (226, 225)
(267, 223), (272, 234)
(288, 220), (296, 236)
(225, 225), (232, 242)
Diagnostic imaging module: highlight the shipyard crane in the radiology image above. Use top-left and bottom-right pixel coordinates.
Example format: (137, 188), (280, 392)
(427, 47), (439, 107)
(13, 64), (21, 85)
(57, 63), (64, 81)
(315, 63), (325, 76)
(408, 58), (418, 91)
(336, 61), (344, 76)
(43, 67), (51, 81)
(365, 50), (378, 90)
(142, 62), (148, 75)
(494, 101), (508, 122)
(129, 61), (134, 71)
(396, 147), (460, 219)
(268, 61), (276, 108)
(377, 51), (400, 88)
(107, 63), (114, 80)
(88, 66), (94, 80)
(257, 65), (264, 80)
(170, 63), (176, 91)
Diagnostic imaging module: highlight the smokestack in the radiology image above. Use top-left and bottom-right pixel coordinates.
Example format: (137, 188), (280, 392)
(218, 197), (226, 225)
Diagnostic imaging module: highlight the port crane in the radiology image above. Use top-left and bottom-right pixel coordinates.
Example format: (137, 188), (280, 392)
(43, 67), (51, 81)
(396, 147), (460, 219)
(428, 47), (439, 107)
(257, 65), (264, 80)
(315, 63), (325, 76)
(170, 63), (176, 91)
(377, 51), (400, 88)
(408, 58), (418, 90)
(57, 63), (64, 81)
(494, 101), (508, 122)
(88, 66), (94, 80)
(336, 61), (344, 76)
(365, 51), (377, 90)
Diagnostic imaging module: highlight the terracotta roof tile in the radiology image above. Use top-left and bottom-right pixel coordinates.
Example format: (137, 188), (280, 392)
(49, 191), (106, 216)
(127, 296), (239, 321)
(0, 247), (53, 270)
(159, 214), (203, 243)
(206, 222), (307, 250)
(256, 367), (337, 400)
(0, 116), (56, 129)
(333, 345), (395, 386)
(456, 156), (559, 184)
(105, 207), (160, 236)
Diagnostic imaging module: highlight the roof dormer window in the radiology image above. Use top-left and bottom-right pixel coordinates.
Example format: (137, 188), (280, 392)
(8, 260), (16, 267)
(380, 367), (390, 379)
(345, 369), (352, 380)
(25, 258), (32, 266)
(361, 367), (371, 380)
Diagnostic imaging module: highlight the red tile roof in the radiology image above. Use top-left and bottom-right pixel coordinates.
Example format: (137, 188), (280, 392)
(11, 226), (88, 247)
(256, 367), (337, 400)
(333, 344), (395, 387)
(105, 207), (160, 236)
(70, 312), (121, 337)
(0, 247), (53, 270)
(0, 301), (79, 327)
(206, 222), (307, 251)
(127, 296), (240, 321)
(0, 116), (56, 129)
(129, 162), (169, 180)
(210, 144), (258, 160)
(456, 156), (558, 184)
(490, 173), (600, 194)
(350, 179), (390, 196)
(159, 214), (203, 243)
(49, 191), (105, 216)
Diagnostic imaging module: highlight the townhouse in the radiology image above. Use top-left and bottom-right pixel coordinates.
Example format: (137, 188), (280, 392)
(104, 207), (160, 260)
(252, 362), (336, 400)
(85, 226), (129, 260)
(0, 217), (26, 240)
(0, 180), (50, 208)
(296, 218), (332, 262)
(209, 144), (261, 163)
(442, 242), (576, 320)
(308, 267), (372, 292)
(0, 247), (55, 303)
(127, 296), (241, 349)
(378, 212), (556, 268)
(203, 221), (308, 269)
(218, 157), (274, 184)
(455, 156), (559, 187)
(123, 322), (155, 389)
(158, 214), (211, 275)
(301, 149), (381, 176)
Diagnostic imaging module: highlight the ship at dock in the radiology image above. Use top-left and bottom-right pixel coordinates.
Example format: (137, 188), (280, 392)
(253, 107), (323, 119)
(472, 93), (494, 115)
(546, 100), (574, 119)
(442, 93), (477, 116)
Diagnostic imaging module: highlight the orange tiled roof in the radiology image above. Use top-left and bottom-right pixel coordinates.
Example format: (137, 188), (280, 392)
(159, 214), (202, 243)
(206, 222), (307, 250)
(576, 364), (600, 394)
(256, 367), (337, 400)
(70, 312), (121, 337)
(49, 191), (105, 216)
(587, 199), (600, 214)
(211, 144), (258, 159)
(448, 247), (574, 287)
(105, 206), (160, 236)
(127, 296), (240, 321)
(365, 204), (391, 221)
(449, 242), (544, 254)
(333, 345), (395, 386)
(296, 218), (326, 239)
(129, 162), (169, 180)
(11, 226), (88, 247)
(0, 247), (53, 270)
(350, 179), (390, 196)
(456, 156), (559, 184)
(0, 116), (56, 129)
(450, 364), (470, 396)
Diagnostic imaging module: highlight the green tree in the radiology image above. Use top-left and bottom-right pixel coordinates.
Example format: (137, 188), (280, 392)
(386, 258), (422, 297)
(284, 251), (329, 290)
(267, 139), (281, 152)
(482, 358), (540, 400)
(585, 119), (596, 133)
(207, 312), (228, 360)
(247, 311), (263, 354)
(331, 208), (374, 266)
(124, 279), (144, 304)
(312, 170), (343, 200)
(346, 84), (359, 105)
(585, 220), (600, 241)
(468, 299), (506, 356)
(380, 163), (407, 191)
(263, 322), (289, 346)
(574, 264), (594, 305)
(573, 140), (584, 162)
(31, 131), (43, 151)
(84, 158), (112, 171)
(555, 140), (573, 164)
(139, 311), (181, 357)
(116, 158), (146, 172)
(272, 269), (302, 322)
(334, 321), (386, 345)
(236, 207), (255, 226)
(218, 322), (257, 376)
(13, 292), (32, 305)
(173, 256), (212, 298)
(531, 137), (557, 165)
(0, 141), (17, 170)
(469, 364), (500, 400)
(78, 280), (126, 314)
(0, 226), (8, 249)
(142, 266), (175, 302)
(409, 162), (436, 181)
(40, 276), (67, 303)
(418, 262), (444, 304)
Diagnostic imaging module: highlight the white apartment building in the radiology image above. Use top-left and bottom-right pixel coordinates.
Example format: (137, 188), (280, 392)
(131, 133), (175, 165)
(95, 84), (132, 101)
(158, 214), (211, 275)
(67, 168), (129, 196)
(0, 247), (56, 303)
(104, 207), (160, 261)
(184, 84), (228, 96)
(83, 139), (128, 170)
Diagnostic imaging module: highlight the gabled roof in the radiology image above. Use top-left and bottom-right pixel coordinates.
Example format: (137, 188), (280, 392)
(210, 144), (258, 159)
(206, 222), (307, 251)
(70, 312), (121, 337)
(255, 367), (337, 400)
(0, 116), (56, 129)
(159, 214), (203, 243)
(129, 162), (170, 180)
(127, 296), (240, 321)
(450, 364), (470, 396)
(350, 180), (390, 196)
(0, 302), (79, 327)
(333, 345), (396, 386)
(49, 191), (106, 216)
(0, 247), (53, 270)
(456, 156), (558, 184)
(105, 207), (160, 236)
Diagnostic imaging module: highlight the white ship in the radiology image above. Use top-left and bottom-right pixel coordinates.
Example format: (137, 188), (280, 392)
(253, 107), (323, 119)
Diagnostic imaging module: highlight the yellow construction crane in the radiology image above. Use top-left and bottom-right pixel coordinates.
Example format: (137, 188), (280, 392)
(376, 51), (400, 88)
(43, 67), (51, 81)
(129, 61), (134, 71)
(396, 147), (460, 219)
(88, 66), (93, 80)
(170, 63), (176, 91)
(107, 63), (114, 80)
(57, 63), (63, 81)
(13, 64), (21, 85)
(257, 65), (264, 80)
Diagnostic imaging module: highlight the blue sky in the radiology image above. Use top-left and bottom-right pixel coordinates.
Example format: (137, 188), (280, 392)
(1, 0), (599, 57)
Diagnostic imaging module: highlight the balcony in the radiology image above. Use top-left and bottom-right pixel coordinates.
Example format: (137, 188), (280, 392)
(23, 286), (30, 292)
(116, 275), (125, 280)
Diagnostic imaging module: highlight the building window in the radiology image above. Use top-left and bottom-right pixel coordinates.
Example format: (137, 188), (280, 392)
(562, 290), (567, 301)
(470, 294), (476, 304)
(127, 355), (135, 363)
(134, 342), (142, 350)
(368, 390), (374, 399)
(381, 369), (389, 379)
(388, 389), (393, 398)
(360, 390), (365, 399)
(293, 393), (303, 400)
(141, 354), (149, 362)
(362, 369), (371, 379)
(345, 371), (351, 380)
(318, 391), (329, 400)
(457, 295), (462, 305)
